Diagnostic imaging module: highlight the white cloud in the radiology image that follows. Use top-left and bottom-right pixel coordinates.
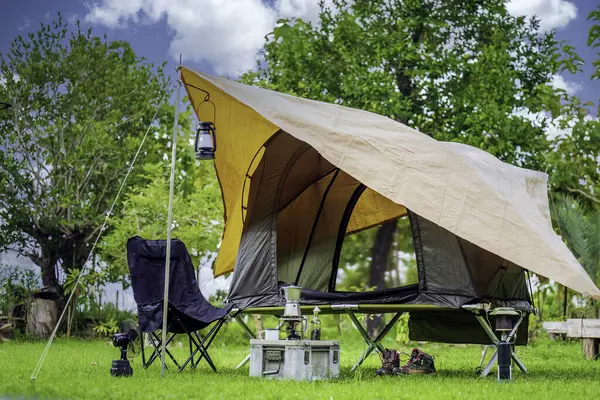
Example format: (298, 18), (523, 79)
(86, 0), (278, 76)
(85, 0), (333, 76)
(277, 0), (334, 24)
(550, 74), (582, 95)
(85, 0), (578, 76)
(506, 0), (577, 31)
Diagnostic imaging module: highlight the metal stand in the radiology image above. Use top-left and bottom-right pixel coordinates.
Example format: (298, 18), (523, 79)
(471, 311), (528, 377)
(232, 307), (403, 372)
(345, 310), (403, 371)
(233, 312), (256, 369)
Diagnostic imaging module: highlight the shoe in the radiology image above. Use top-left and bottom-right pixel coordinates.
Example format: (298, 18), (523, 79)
(376, 348), (401, 376)
(397, 348), (436, 375)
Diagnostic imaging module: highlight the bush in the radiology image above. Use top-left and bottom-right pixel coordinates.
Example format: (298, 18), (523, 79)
(0, 265), (38, 333)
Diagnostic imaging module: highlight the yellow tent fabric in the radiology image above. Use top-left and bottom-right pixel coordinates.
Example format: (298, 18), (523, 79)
(181, 68), (278, 278)
(180, 67), (600, 299)
(181, 67), (405, 276)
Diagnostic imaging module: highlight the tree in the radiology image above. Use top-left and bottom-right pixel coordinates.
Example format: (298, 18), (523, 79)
(241, 0), (572, 333)
(0, 16), (175, 294)
(243, 0), (570, 168)
(99, 151), (224, 287)
(553, 195), (600, 317)
(546, 6), (600, 207)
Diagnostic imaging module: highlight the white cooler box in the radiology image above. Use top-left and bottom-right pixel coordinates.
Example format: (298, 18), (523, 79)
(249, 339), (340, 381)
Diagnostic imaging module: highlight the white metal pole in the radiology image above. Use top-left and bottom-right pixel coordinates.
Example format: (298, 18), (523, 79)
(161, 78), (181, 378)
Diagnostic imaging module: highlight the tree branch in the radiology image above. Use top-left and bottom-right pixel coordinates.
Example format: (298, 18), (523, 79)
(565, 186), (600, 205)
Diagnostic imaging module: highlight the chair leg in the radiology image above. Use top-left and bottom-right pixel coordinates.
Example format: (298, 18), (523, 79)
(189, 335), (194, 368)
(145, 332), (165, 369)
(161, 337), (182, 369)
(171, 318), (201, 372)
(146, 331), (179, 369)
(191, 331), (217, 372)
(176, 319), (224, 372)
(141, 333), (147, 367)
(193, 321), (224, 371)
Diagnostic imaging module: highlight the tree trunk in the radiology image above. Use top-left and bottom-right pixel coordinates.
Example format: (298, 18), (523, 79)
(40, 254), (59, 290)
(26, 298), (59, 338)
(366, 220), (398, 336)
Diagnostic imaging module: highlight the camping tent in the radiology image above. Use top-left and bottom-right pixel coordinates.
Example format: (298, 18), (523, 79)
(180, 67), (600, 343)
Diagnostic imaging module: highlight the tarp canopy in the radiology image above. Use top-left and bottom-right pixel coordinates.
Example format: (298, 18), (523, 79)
(180, 67), (600, 300)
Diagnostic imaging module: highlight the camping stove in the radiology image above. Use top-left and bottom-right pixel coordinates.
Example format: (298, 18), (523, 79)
(281, 286), (306, 340)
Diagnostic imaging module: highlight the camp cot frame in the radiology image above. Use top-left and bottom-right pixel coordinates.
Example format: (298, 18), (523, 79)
(230, 303), (530, 375)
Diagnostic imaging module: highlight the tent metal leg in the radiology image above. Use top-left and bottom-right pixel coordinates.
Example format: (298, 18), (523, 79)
(477, 345), (491, 369)
(481, 351), (498, 377)
(473, 314), (500, 344)
(236, 354), (251, 370)
(512, 350), (528, 374)
(470, 311), (527, 377)
(234, 314), (256, 339)
(346, 311), (403, 372)
(233, 313), (256, 369)
(479, 349), (526, 377)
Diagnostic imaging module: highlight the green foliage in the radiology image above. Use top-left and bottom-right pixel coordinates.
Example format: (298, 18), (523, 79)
(0, 14), (175, 288)
(242, 0), (567, 170)
(99, 146), (223, 286)
(394, 313), (411, 344)
(0, 265), (38, 318)
(547, 114), (600, 206)
(209, 289), (228, 307)
(92, 317), (119, 337)
(553, 195), (600, 285)
(588, 7), (600, 83)
(337, 218), (416, 291)
(546, 7), (600, 206)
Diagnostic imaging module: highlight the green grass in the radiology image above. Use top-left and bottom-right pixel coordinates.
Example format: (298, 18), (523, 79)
(1, 335), (599, 399)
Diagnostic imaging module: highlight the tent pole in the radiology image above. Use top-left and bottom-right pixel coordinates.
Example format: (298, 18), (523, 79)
(161, 76), (182, 378)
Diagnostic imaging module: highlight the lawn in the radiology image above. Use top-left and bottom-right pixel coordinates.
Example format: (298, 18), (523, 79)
(1, 333), (599, 400)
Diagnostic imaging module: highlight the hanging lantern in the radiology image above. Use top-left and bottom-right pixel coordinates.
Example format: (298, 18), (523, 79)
(194, 121), (216, 160)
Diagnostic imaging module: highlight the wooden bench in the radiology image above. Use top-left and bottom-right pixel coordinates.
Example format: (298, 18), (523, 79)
(542, 319), (599, 360)
(542, 321), (567, 340)
(566, 319), (600, 360)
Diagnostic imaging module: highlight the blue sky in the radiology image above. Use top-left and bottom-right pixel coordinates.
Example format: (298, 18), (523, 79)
(1, 0), (598, 106)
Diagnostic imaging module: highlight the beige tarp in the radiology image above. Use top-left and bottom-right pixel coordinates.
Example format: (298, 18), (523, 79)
(181, 67), (600, 299)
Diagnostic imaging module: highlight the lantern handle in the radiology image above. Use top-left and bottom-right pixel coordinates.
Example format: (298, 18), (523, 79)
(195, 99), (216, 127)
(182, 81), (217, 126)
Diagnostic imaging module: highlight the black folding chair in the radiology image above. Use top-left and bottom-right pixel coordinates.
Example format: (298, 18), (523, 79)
(127, 236), (232, 372)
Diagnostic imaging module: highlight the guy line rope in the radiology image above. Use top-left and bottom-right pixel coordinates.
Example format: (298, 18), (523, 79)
(31, 91), (169, 381)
